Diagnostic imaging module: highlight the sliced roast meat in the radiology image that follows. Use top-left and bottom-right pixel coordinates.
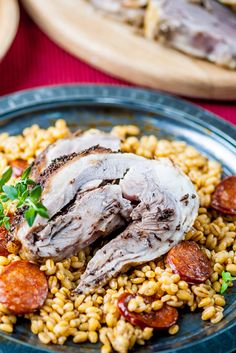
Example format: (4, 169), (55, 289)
(144, 0), (236, 69)
(12, 149), (198, 275)
(23, 185), (132, 261)
(38, 148), (143, 221)
(12, 148), (144, 259)
(31, 130), (120, 178)
(76, 158), (199, 293)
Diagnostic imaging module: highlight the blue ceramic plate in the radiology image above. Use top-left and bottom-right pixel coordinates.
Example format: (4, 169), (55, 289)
(0, 85), (235, 353)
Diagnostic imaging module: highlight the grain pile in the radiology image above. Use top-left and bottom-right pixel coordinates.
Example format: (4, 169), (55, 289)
(0, 121), (234, 353)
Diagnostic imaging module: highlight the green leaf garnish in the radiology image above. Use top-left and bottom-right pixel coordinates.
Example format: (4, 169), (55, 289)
(24, 207), (36, 227)
(29, 185), (42, 203)
(0, 164), (49, 228)
(16, 189), (29, 208)
(0, 195), (9, 202)
(26, 179), (36, 185)
(21, 165), (32, 180)
(2, 185), (18, 200)
(3, 217), (10, 231)
(0, 202), (10, 230)
(35, 203), (49, 219)
(220, 271), (236, 294)
(0, 167), (12, 192)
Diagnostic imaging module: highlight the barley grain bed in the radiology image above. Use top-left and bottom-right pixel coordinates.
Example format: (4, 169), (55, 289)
(0, 120), (235, 353)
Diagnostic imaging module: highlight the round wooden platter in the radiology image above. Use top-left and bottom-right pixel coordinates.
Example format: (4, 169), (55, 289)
(22, 0), (236, 100)
(0, 0), (19, 62)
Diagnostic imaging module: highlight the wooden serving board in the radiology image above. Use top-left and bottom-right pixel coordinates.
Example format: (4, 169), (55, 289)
(0, 0), (19, 62)
(22, 0), (236, 100)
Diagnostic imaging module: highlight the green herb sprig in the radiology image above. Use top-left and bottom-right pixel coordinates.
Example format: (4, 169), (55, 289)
(220, 271), (236, 294)
(0, 165), (49, 228)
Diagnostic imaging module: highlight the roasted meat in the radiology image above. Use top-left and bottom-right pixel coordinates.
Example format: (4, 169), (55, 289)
(12, 147), (143, 260)
(12, 148), (198, 295)
(144, 0), (236, 69)
(27, 185), (132, 260)
(76, 158), (199, 293)
(32, 130), (120, 178)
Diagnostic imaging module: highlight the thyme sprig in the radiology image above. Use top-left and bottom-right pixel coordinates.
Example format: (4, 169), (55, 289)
(220, 271), (236, 294)
(0, 165), (49, 228)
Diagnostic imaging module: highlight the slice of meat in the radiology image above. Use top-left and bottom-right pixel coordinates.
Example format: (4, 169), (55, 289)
(166, 241), (212, 284)
(26, 185), (132, 261)
(12, 149), (198, 268)
(118, 292), (178, 329)
(144, 0), (236, 69)
(12, 147), (141, 252)
(76, 158), (199, 293)
(10, 159), (28, 178)
(31, 130), (120, 178)
(0, 260), (48, 314)
(211, 176), (236, 215)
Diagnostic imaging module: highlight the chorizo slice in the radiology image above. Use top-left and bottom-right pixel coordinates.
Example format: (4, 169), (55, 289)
(117, 292), (178, 329)
(0, 260), (48, 314)
(0, 213), (14, 257)
(10, 159), (28, 178)
(211, 176), (236, 215)
(0, 226), (9, 256)
(166, 241), (212, 284)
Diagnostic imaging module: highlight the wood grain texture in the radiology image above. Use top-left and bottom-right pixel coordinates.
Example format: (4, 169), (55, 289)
(22, 0), (236, 100)
(0, 0), (19, 61)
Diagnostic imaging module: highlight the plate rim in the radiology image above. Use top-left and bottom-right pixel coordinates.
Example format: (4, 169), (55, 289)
(0, 84), (235, 137)
(0, 84), (235, 353)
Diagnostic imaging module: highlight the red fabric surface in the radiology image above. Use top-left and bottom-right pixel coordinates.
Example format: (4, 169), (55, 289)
(0, 7), (235, 125)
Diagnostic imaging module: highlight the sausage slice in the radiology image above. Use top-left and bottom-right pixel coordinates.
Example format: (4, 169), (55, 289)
(0, 213), (14, 257)
(211, 176), (236, 215)
(10, 159), (28, 178)
(0, 226), (9, 256)
(166, 241), (212, 284)
(117, 292), (178, 329)
(0, 260), (48, 314)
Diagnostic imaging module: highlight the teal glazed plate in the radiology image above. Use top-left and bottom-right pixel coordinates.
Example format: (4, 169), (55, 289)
(0, 85), (235, 353)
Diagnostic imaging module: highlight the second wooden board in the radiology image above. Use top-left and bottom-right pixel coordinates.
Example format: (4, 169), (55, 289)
(0, 0), (19, 62)
(22, 0), (236, 100)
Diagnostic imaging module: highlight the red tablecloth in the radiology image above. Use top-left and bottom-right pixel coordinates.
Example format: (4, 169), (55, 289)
(0, 7), (235, 125)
